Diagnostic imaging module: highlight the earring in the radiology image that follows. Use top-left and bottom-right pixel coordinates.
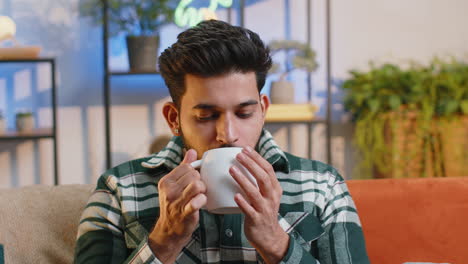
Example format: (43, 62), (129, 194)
(174, 128), (179, 134)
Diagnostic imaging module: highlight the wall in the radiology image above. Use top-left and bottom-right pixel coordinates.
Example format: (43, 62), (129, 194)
(0, 0), (467, 187)
(330, 0), (468, 178)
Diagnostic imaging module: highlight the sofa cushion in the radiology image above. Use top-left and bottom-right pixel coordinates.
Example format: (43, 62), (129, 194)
(347, 177), (468, 264)
(0, 184), (94, 264)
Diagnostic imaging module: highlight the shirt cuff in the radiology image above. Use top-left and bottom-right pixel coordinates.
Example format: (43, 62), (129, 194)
(127, 237), (163, 264)
(280, 233), (319, 264)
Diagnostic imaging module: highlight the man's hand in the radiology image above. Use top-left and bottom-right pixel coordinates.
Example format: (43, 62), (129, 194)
(148, 149), (207, 263)
(229, 146), (289, 264)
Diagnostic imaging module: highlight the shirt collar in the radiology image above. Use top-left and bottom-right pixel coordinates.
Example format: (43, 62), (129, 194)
(141, 136), (185, 170)
(141, 129), (290, 173)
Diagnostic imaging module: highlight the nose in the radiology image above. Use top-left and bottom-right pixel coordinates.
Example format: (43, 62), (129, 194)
(216, 113), (239, 145)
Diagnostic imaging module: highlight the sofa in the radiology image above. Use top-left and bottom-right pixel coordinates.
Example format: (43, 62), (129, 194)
(0, 184), (95, 264)
(0, 177), (466, 264)
(347, 177), (468, 264)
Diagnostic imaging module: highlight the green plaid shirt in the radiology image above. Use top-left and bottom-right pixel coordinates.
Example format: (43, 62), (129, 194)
(75, 130), (369, 264)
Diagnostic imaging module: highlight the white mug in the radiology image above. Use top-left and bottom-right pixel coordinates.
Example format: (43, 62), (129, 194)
(190, 147), (257, 214)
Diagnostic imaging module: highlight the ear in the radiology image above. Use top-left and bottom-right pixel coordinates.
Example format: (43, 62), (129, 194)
(162, 102), (180, 136)
(260, 94), (270, 122)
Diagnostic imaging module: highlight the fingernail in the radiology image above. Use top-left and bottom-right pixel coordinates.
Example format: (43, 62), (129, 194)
(231, 165), (239, 174)
(237, 153), (245, 161)
(244, 146), (253, 153)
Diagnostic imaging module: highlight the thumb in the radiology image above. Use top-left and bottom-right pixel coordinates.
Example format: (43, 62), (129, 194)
(182, 149), (198, 164)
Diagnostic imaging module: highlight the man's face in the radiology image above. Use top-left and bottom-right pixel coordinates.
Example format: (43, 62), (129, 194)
(170, 72), (269, 159)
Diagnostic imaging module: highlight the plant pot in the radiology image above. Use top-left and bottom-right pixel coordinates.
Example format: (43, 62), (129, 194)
(376, 111), (467, 178)
(126, 35), (160, 72)
(381, 111), (426, 178)
(16, 115), (34, 132)
(439, 116), (468, 177)
(0, 118), (5, 133)
(269, 81), (295, 104)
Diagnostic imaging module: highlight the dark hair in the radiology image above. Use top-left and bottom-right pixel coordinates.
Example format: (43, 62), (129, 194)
(158, 20), (272, 107)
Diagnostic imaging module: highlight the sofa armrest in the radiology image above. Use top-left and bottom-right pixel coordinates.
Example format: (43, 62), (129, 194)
(0, 184), (94, 263)
(347, 177), (468, 264)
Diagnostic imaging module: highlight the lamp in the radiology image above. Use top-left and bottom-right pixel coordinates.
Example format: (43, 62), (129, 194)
(175, 0), (233, 28)
(0, 16), (16, 42)
(0, 15), (41, 59)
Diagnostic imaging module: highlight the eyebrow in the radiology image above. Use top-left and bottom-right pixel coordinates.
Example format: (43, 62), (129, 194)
(192, 100), (258, 110)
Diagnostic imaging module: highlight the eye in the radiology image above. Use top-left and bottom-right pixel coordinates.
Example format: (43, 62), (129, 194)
(236, 112), (253, 119)
(197, 113), (219, 121)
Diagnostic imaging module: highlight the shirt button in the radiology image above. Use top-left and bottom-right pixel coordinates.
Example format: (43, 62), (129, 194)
(225, 229), (233, 238)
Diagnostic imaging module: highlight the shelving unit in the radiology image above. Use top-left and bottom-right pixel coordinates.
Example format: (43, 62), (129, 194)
(101, 0), (165, 168)
(228, 0), (332, 162)
(0, 58), (59, 185)
(101, 0), (331, 168)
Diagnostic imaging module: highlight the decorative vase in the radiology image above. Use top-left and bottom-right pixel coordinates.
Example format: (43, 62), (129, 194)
(269, 80), (295, 104)
(126, 35), (160, 72)
(16, 115), (34, 132)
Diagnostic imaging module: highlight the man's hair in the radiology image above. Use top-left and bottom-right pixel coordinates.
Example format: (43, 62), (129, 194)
(158, 20), (272, 107)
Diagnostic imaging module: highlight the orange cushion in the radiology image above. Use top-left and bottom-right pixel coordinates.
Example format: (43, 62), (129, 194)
(347, 177), (468, 264)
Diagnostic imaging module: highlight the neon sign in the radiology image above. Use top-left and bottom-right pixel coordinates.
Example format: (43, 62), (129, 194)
(175, 0), (233, 28)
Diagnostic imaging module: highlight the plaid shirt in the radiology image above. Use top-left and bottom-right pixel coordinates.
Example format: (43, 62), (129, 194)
(75, 130), (369, 264)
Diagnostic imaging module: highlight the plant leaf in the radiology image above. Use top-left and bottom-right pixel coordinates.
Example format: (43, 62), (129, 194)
(388, 95), (401, 110)
(368, 99), (380, 114)
(461, 100), (468, 114)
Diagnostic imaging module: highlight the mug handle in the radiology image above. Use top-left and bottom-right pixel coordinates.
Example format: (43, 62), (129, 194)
(190, 160), (202, 168)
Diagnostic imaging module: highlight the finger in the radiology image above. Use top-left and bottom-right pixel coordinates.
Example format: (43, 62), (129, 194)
(181, 180), (206, 202)
(234, 193), (257, 218)
(236, 152), (271, 195)
(181, 149), (198, 164)
(176, 169), (200, 188)
(184, 193), (207, 216)
(230, 165), (263, 210)
(160, 163), (191, 183)
(242, 147), (281, 191)
(174, 178), (205, 212)
(170, 149), (198, 182)
(158, 168), (191, 197)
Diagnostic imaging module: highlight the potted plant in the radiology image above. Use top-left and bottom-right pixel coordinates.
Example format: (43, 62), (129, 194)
(80, 0), (177, 72)
(268, 40), (318, 104)
(15, 110), (35, 132)
(342, 58), (468, 179)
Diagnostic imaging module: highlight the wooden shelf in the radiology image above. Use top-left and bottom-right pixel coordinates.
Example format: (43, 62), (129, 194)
(265, 104), (320, 123)
(0, 58), (54, 63)
(0, 128), (54, 140)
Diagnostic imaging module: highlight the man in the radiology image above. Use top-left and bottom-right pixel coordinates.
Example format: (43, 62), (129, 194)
(75, 20), (369, 264)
